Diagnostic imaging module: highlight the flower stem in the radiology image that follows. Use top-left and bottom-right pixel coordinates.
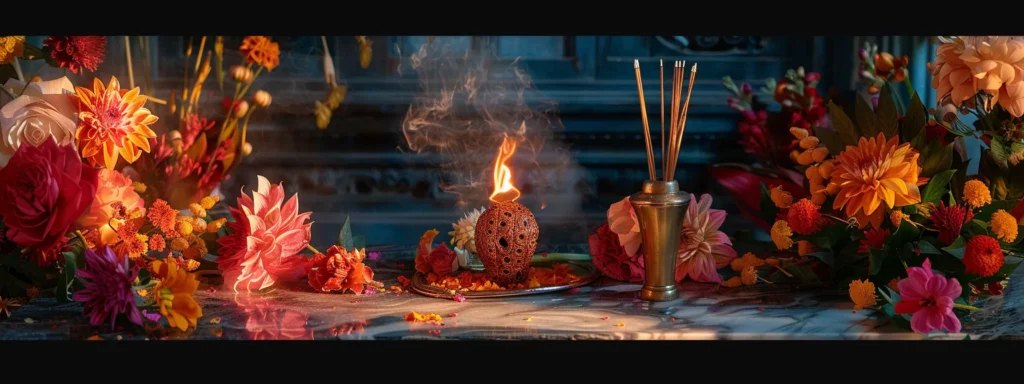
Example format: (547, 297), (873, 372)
(305, 244), (322, 255)
(73, 231), (88, 248)
(953, 303), (979, 311)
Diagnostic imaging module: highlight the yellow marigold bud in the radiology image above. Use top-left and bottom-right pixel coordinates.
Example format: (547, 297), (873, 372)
(208, 218), (227, 233)
(963, 180), (992, 208)
(789, 150), (800, 163)
(890, 210), (909, 227)
(253, 90), (272, 108)
(132, 182), (147, 194)
(771, 220), (794, 250)
(771, 186), (793, 209)
(175, 220), (194, 236)
(242, 142), (253, 156)
(730, 258), (747, 272)
(817, 161), (835, 179)
(811, 190), (828, 205)
(740, 266), (758, 285)
(790, 127), (809, 140)
(990, 209), (1019, 243)
(233, 100), (249, 118)
(230, 65), (254, 83)
(721, 276), (743, 288)
(798, 240), (815, 257)
(186, 259), (201, 272)
(825, 181), (840, 196)
(200, 196), (218, 210)
(811, 147), (830, 163)
(849, 279), (877, 310)
(192, 218), (208, 233)
(189, 203), (207, 218)
(796, 150), (815, 165)
(170, 238), (190, 251)
(799, 136), (820, 149)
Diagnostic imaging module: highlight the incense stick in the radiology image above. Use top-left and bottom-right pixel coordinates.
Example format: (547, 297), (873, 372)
(660, 59), (665, 178)
(633, 59), (656, 181)
(668, 63), (697, 181)
(124, 36), (136, 90)
(669, 61), (683, 181)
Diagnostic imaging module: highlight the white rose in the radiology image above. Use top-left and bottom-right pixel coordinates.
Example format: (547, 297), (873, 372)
(0, 77), (78, 166)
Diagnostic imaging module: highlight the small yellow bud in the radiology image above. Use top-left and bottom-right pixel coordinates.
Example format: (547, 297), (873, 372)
(208, 218), (227, 233)
(200, 196), (218, 210)
(811, 190), (828, 205)
(189, 203), (207, 218)
(790, 127), (809, 140)
(799, 136), (820, 149)
(242, 142), (253, 156)
(818, 161), (835, 179)
(796, 150), (815, 165)
(826, 181), (840, 195)
(230, 65), (254, 83)
(811, 147), (830, 163)
(170, 238), (190, 251)
(253, 90), (272, 108)
(233, 100), (249, 118)
(805, 165), (822, 182)
(132, 182), (147, 194)
(192, 218), (207, 233)
(175, 220), (194, 236)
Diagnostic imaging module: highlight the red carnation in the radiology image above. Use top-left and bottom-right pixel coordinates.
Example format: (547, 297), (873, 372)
(787, 199), (823, 235)
(859, 228), (890, 254)
(42, 36), (107, 74)
(930, 202), (973, 245)
(588, 223), (645, 282)
(307, 245), (374, 294)
(427, 243), (457, 276)
(0, 139), (98, 266)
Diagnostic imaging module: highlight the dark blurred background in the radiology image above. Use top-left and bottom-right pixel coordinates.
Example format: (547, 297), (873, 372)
(18, 36), (942, 248)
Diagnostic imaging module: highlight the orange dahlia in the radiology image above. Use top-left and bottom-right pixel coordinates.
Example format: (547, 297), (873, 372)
(832, 133), (923, 229)
(239, 36), (280, 71)
(75, 77), (158, 170)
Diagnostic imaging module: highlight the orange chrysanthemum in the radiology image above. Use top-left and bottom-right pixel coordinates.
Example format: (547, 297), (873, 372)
(832, 133), (923, 229)
(964, 235), (1004, 277)
(149, 234), (166, 252)
(771, 220), (794, 250)
(890, 210), (910, 227)
(239, 36), (280, 71)
(849, 279), (877, 310)
(0, 36), (25, 64)
(787, 199), (824, 235)
(990, 210), (1019, 243)
(75, 77), (158, 170)
(770, 186), (793, 209)
(147, 199), (177, 234)
(963, 180), (992, 208)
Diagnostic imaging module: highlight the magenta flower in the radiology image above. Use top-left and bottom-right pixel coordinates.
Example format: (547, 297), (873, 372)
(894, 258), (963, 334)
(73, 246), (142, 330)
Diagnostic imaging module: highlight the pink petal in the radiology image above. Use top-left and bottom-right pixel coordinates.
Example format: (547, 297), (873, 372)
(274, 228), (310, 256)
(257, 175), (271, 195)
(942, 313), (962, 333)
(910, 311), (936, 334)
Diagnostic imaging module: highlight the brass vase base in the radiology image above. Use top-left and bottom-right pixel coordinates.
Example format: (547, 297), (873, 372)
(630, 180), (689, 302)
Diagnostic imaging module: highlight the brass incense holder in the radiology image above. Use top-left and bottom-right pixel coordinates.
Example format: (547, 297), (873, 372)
(629, 180), (689, 301)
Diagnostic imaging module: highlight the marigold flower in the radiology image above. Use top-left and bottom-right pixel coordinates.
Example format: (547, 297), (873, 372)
(239, 36), (280, 71)
(42, 36), (106, 74)
(74, 76), (158, 170)
(787, 199), (823, 235)
(200, 196), (220, 210)
(189, 203), (207, 218)
(186, 259), (200, 272)
(832, 133), (923, 229)
(887, 278), (900, 293)
(771, 220), (794, 250)
(740, 266), (758, 285)
(990, 210), (1019, 243)
(770, 186), (793, 209)
(721, 276), (742, 288)
(963, 180), (992, 209)
(730, 258), (747, 272)
(849, 279), (877, 310)
(890, 210), (910, 227)
(253, 90), (272, 108)
(149, 234), (166, 252)
(0, 36), (25, 64)
(964, 235), (1005, 277)
(740, 252), (764, 268)
(170, 237), (190, 252)
(192, 218), (208, 233)
(798, 241), (815, 257)
(148, 200), (178, 234)
(175, 220), (194, 236)
(114, 233), (148, 259)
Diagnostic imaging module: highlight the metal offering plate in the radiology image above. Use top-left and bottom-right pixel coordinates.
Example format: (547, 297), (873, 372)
(410, 254), (599, 299)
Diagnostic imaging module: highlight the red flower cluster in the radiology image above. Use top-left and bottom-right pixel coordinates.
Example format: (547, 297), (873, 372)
(42, 36), (106, 75)
(859, 228), (890, 254)
(588, 224), (645, 282)
(736, 110), (770, 158)
(786, 199), (824, 235)
(307, 246), (375, 294)
(930, 202), (974, 245)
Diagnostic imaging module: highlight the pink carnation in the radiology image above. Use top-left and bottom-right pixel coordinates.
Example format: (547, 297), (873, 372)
(217, 176), (313, 291)
(588, 223), (645, 282)
(607, 197), (642, 256)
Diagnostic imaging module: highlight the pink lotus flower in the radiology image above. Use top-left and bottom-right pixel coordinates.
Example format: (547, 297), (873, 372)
(607, 197), (641, 256)
(675, 194), (737, 284)
(217, 176), (312, 292)
(894, 258), (963, 334)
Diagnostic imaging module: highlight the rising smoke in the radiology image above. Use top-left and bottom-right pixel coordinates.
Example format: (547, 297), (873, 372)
(401, 39), (580, 213)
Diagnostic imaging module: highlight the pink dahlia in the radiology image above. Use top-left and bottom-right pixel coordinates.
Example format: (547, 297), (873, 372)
(217, 176), (313, 291)
(675, 194), (737, 284)
(894, 258), (963, 334)
(73, 246), (142, 330)
(607, 196), (642, 256)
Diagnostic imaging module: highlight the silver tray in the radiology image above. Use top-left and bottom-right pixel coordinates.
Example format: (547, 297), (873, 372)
(410, 254), (599, 299)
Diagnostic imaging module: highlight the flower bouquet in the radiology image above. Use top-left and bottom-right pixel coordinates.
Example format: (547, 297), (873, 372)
(750, 38), (1024, 334)
(713, 67), (830, 230)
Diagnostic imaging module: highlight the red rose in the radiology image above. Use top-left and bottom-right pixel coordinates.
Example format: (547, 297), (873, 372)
(428, 243), (457, 276)
(588, 224), (645, 282)
(0, 139), (98, 265)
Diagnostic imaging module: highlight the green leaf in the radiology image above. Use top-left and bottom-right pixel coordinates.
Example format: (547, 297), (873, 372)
(969, 261), (1022, 285)
(19, 44), (46, 60)
(816, 127), (845, 155)
(806, 251), (835, 269)
(921, 169), (956, 204)
(855, 95), (881, 137)
(875, 85), (899, 138)
(869, 245), (889, 276)
(942, 236), (967, 259)
(338, 215), (354, 252)
(975, 200), (1019, 222)
(886, 220), (921, 251)
(901, 92), (927, 143)
(917, 239), (943, 255)
(829, 100), (860, 146)
(353, 235), (366, 250)
(957, 277), (972, 301)
(919, 140), (954, 178)
(803, 224), (850, 250)
(951, 149), (970, 202)
(55, 252), (78, 303)
(991, 138), (1010, 169)
(759, 182), (780, 224)
(1011, 142), (1024, 159)
(964, 219), (989, 238)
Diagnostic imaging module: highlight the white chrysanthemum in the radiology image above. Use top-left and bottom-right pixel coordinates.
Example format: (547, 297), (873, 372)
(449, 207), (485, 253)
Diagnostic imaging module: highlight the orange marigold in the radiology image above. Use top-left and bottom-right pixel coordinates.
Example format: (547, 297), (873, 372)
(170, 237), (190, 252)
(798, 241), (815, 257)
(147, 199), (177, 234)
(74, 77), (158, 170)
(890, 210), (909, 227)
(115, 233), (148, 259)
(740, 252), (765, 268)
(787, 199), (823, 235)
(239, 36), (280, 71)
(175, 220), (193, 236)
(771, 220), (794, 250)
(849, 279), (877, 310)
(200, 196), (219, 210)
(149, 234), (166, 252)
(740, 266), (758, 285)
(964, 235), (1005, 277)
(188, 203), (207, 218)
(963, 180), (992, 209)
(730, 258), (747, 272)
(832, 133), (923, 229)
(770, 186), (793, 209)
(990, 210), (1019, 243)
(721, 276), (742, 288)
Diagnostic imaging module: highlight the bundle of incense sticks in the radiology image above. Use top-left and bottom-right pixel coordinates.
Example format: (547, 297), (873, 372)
(633, 59), (696, 182)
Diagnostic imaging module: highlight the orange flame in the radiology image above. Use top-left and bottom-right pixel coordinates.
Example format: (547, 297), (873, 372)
(489, 136), (520, 203)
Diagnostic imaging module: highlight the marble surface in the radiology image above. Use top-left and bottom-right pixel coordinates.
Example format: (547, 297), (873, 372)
(1, 245), (1021, 340)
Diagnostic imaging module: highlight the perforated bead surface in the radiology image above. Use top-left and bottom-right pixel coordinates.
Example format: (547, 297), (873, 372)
(473, 201), (539, 286)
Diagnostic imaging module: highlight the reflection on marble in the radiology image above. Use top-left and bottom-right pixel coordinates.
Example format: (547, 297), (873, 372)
(1, 245), (1021, 340)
